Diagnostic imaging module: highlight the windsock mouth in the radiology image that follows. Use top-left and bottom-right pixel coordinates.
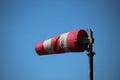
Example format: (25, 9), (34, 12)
(76, 30), (88, 51)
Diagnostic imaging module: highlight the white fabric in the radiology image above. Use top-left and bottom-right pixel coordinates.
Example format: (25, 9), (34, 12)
(59, 32), (71, 52)
(43, 38), (55, 53)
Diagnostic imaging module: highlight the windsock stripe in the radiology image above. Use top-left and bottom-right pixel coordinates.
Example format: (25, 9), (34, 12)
(59, 32), (71, 52)
(43, 38), (56, 54)
(51, 36), (64, 53)
(67, 30), (80, 52)
(35, 42), (47, 55)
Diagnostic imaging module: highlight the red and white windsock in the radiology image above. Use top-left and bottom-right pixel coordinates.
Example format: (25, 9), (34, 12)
(35, 29), (88, 56)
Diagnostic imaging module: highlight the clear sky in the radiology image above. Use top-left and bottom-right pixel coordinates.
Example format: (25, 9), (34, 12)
(0, 0), (120, 80)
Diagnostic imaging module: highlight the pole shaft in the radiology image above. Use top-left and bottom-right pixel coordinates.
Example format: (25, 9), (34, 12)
(88, 53), (94, 80)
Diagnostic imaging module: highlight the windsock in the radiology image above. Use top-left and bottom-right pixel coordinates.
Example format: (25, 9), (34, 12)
(35, 29), (88, 56)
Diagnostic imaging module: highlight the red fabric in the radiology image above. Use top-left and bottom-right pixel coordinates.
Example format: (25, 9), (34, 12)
(35, 42), (47, 55)
(67, 30), (88, 52)
(51, 36), (64, 53)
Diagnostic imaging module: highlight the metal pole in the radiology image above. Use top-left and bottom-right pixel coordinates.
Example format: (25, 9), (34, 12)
(86, 29), (95, 80)
(87, 51), (95, 80)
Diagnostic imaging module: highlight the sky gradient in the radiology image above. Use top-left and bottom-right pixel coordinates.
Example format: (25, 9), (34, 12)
(0, 0), (120, 80)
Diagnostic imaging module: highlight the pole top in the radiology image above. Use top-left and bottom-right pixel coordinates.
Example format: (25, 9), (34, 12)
(86, 29), (95, 56)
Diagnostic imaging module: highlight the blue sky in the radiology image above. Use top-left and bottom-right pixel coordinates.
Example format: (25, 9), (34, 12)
(0, 0), (120, 80)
